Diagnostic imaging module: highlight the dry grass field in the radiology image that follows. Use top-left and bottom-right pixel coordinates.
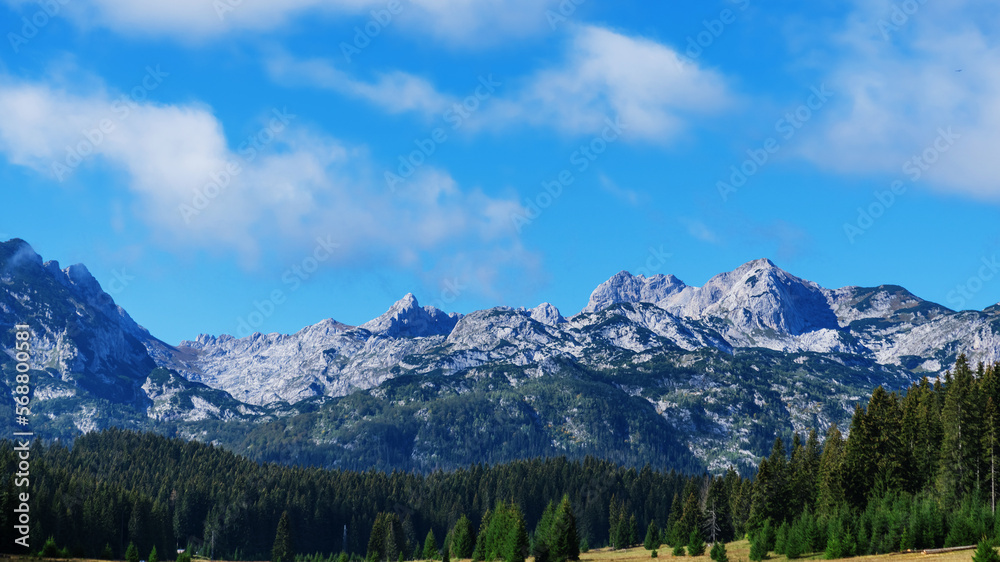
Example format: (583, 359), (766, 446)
(0, 542), (991, 562)
(577, 540), (986, 562)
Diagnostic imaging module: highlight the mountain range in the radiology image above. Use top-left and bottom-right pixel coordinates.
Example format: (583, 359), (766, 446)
(1, 238), (997, 473)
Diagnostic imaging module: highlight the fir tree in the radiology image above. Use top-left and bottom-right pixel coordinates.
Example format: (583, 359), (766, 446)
(748, 533), (767, 562)
(442, 548), (450, 562)
(551, 496), (580, 562)
(42, 537), (60, 558)
(843, 387), (910, 506)
(937, 356), (983, 506)
(645, 521), (661, 550)
(451, 516), (475, 559)
(784, 520), (802, 560)
(983, 364), (1000, 513)
(274, 511), (294, 562)
(424, 531), (439, 560)
(823, 516), (843, 561)
(672, 545), (685, 557)
(666, 494), (682, 546)
(973, 541), (1000, 562)
(748, 439), (789, 529)
(149, 546), (160, 562)
(126, 542), (140, 562)
(534, 501), (557, 562)
(687, 530), (705, 557)
(472, 510), (492, 562)
(709, 542), (728, 562)
(370, 514), (389, 562)
(101, 543), (114, 560)
(774, 522), (788, 555)
(504, 504), (529, 562)
(704, 478), (732, 543)
(676, 493), (703, 547)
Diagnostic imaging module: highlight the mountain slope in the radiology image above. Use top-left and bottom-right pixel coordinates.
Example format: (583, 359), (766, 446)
(2, 238), (999, 473)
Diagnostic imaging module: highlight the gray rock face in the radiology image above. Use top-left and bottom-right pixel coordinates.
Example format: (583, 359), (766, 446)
(579, 259), (998, 370)
(147, 258), (1000, 407)
(0, 239), (157, 404)
(4, 237), (1000, 460)
(582, 271), (687, 313)
(360, 293), (461, 338)
(528, 303), (565, 326)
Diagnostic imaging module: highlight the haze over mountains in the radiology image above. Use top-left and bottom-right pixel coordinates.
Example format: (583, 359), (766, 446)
(1, 238), (997, 472)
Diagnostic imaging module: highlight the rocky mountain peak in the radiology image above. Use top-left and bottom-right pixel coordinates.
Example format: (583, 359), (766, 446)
(361, 293), (460, 338)
(582, 270), (687, 313)
(583, 259), (840, 337)
(529, 302), (564, 326)
(668, 258), (839, 335)
(0, 238), (43, 271)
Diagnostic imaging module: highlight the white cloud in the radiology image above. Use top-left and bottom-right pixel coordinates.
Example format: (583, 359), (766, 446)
(491, 25), (733, 141)
(796, 0), (1000, 200)
(598, 173), (641, 206)
(269, 25), (735, 142)
(265, 54), (452, 118)
(681, 218), (720, 244)
(3, 0), (561, 45)
(0, 75), (534, 288)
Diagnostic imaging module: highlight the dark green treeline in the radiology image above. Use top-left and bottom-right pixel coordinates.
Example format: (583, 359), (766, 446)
(745, 356), (1000, 559)
(4, 355), (998, 562)
(0, 429), (727, 560)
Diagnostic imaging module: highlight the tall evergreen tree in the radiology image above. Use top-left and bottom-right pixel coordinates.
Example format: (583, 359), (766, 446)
(126, 542), (139, 562)
(665, 494), (682, 546)
(504, 505), (529, 562)
(644, 520), (660, 551)
(608, 496), (628, 550)
(982, 365), (1000, 513)
(369, 513), (406, 562)
(816, 425), (846, 515)
(843, 387), (910, 504)
(676, 492), (702, 546)
(937, 356), (984, 505)
(450, 515), (475, 559)
(273, 511), (294, 562)
(369, 514), (389, 562)
(424, 530), (439, 560)
(550, 496), (580, 562)
(748, 438), (789, 529)
(704, 477), (732, 543)
(472, 510), (492, 562)
(533, 501), (557, 562)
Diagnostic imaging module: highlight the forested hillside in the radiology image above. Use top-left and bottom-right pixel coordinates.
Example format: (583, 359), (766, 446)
(4, 356), (1000, 562)
(0, 429), (727, 561)
(743, 355), (1000, 559)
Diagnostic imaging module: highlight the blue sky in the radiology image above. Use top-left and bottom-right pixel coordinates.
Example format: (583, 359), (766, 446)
(1, 0), (998, 344)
